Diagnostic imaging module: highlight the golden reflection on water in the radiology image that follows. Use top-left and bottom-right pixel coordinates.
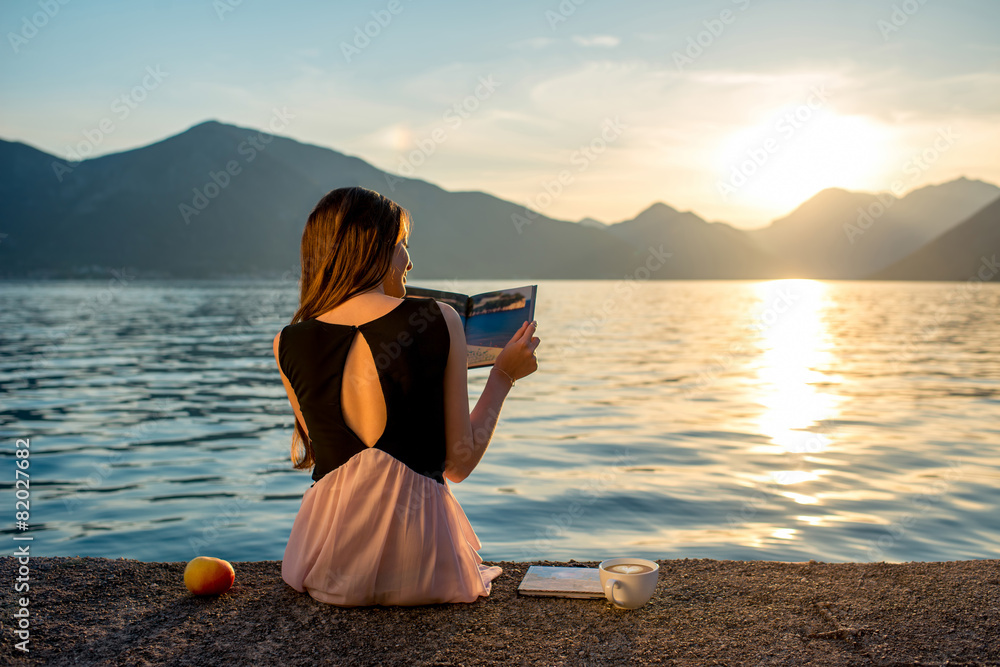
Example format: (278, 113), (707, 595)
(772, 470), (820, 484)
(752, 280), (843, 457)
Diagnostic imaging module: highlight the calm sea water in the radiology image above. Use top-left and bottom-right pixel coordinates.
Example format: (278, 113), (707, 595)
(1, 278), (998, 564)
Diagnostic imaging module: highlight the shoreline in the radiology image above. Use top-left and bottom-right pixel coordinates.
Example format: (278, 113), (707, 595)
(2, 556), (997, 665)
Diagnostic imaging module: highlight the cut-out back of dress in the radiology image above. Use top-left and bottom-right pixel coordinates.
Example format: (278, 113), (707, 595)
(277, 296), (451, 484)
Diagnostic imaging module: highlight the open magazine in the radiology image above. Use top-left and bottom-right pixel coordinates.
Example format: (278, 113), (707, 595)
(404, 284), (538, 369)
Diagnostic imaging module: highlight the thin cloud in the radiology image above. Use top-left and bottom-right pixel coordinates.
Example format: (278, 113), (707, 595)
(571, 35), (621, 48)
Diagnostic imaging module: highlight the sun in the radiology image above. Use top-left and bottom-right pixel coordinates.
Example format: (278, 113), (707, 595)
(714, 108), (893, 212)
(382, 123), (414, 152)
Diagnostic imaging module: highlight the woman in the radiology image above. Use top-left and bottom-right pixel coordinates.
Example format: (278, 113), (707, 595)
(273, 186), (539, 606)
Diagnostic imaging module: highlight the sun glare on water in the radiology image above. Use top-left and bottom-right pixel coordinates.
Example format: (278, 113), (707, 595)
(751, 279), (843, 457)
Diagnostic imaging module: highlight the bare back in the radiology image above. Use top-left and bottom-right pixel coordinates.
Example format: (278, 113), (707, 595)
(273, 292), (474, 483)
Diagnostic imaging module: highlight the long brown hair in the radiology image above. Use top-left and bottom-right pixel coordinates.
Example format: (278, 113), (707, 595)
(287, 186), (411, 470)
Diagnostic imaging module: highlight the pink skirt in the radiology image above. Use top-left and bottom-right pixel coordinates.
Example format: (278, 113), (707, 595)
(281, 447), (502, 606)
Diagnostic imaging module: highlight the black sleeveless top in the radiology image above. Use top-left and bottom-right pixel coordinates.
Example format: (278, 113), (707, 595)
(277, 296), (451, 485)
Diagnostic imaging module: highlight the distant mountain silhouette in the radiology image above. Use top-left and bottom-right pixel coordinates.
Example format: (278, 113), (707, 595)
(870, 195), (1000, 281)
(577, 217), (608, 230)
(750, 178), (1000, 278)
(605, 203), (789, 279)
(0, 121), (996, 281)
(0, 121), (652, 279)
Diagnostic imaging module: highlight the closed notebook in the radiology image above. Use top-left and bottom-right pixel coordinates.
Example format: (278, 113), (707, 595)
(516, 566), (604, 599)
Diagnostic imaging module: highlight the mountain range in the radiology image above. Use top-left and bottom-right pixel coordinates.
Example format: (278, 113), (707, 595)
(1, 120), (997, 281)
(873, 195), (1000, 281)
(749, 178), (999, 279)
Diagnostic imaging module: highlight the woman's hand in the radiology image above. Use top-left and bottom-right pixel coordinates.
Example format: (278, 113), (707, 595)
(493, 320), (539, 383)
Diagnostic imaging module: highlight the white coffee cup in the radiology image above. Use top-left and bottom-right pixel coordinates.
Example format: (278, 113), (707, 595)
(598, 558), (659, 609)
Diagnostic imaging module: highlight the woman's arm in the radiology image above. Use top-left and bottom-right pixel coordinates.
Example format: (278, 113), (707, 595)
(439, 302), (538, 483)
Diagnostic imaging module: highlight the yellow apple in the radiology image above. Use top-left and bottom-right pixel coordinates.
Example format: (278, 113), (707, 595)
(184, 556), (235, 595)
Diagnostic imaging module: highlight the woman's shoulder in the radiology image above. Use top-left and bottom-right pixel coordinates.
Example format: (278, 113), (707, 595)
(273, 319), (323, 357)
(405, 296), (460, 326)
(276, 319), (314, 337)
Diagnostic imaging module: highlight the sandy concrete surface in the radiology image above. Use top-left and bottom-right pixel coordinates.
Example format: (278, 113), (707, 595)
(1, 556), (997, 666)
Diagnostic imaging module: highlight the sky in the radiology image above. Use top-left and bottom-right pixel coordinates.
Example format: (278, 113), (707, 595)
(1, 0), (998, 229)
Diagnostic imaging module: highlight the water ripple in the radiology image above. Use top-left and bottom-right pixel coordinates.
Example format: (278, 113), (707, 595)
(1, 278), (998, 563)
